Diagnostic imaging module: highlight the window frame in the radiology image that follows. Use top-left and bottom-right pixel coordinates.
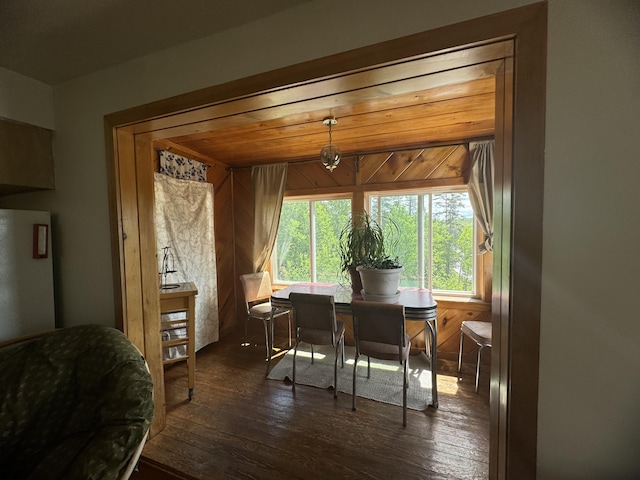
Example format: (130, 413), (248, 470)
(271, 193), (352, 285)
(272, 187), (482, 299)
(366, 185), (481, 298)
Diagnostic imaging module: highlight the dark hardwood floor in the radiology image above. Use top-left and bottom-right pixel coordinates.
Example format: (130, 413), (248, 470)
(132, 329), (490, 480)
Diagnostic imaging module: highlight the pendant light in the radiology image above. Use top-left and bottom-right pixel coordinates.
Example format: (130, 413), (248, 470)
(320, 117), (340, 171)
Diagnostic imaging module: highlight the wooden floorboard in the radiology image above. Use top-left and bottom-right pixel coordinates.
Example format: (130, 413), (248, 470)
(132, 329), (490, 480)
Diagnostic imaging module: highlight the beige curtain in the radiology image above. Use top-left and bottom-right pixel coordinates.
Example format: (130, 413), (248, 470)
(154, 171), (219, 352)
(252, 163), (287, 272)
(468, 140), (494, 253)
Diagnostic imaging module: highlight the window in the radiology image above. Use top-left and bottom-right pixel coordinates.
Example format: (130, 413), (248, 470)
(272, 197), (351, 284)
(369, 189), (476, 295)
(272, 189), (477, 296)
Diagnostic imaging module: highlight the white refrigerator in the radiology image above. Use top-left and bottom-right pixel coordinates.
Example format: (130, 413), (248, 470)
(0, 209), (55, 342)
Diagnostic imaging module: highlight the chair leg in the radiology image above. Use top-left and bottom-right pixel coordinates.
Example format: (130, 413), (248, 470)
(311, 344), (314, 364)
(367, 356), (371, 379)
(341, 337), (345, 368)
(287, 315), (292, 348)
(292, 340), (298, 392)
(334, 343), (339, 399)
(475, 345), (485, 393)
(403, 358), (408, 427)
(458, 330), (464, 377)
(263, 320), (270, 360)
(352, 352), (359, 411)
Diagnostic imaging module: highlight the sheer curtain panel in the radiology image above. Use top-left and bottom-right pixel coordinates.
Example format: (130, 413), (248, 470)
(252, 163), (288, 272)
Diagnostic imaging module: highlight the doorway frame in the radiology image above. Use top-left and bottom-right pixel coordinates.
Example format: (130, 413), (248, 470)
(105, 4), (546, 479)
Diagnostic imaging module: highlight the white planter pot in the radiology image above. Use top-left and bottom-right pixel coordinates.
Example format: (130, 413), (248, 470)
(356, 266), (404, 296)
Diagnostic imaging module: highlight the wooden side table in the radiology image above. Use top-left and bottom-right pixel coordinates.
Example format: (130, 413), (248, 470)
(159, 281), (198, 400)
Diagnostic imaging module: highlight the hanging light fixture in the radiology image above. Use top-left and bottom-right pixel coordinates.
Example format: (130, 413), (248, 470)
(320, 117), (340, 171)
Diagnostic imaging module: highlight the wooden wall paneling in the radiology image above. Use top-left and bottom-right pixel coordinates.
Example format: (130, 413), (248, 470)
(112, 128), (144, 346)
(134, 133), (166, 436)
(357, 145), (471, 188)
(210, 170), (236, 337)
(358, 152), (392, 184)
(367, 150), (416, 184)
(482, 252), (493, 303)
(232, 169), (254, 328)
(430, 145), (472, 180)
(322, 155), (356, 187)
(290, 161), (343, 189)
(436, 303), (492, 363)
(396, 146), (455, 181)
(405, 321), (428, 353)
(104, 124), (125, 333)
(285, 156), (356, 192)
(285, 163), (325, 190)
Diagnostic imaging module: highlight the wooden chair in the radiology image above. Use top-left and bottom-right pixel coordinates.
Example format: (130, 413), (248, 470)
(457, 320), (492, 393)
(289, 292), (345, 398)
(239, 272), (291, 359)
(350, 300), (411, 426)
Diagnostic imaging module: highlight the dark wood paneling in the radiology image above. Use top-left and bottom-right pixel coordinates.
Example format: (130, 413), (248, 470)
(232, 169), (255, 329)
(210, 169), (235, 337)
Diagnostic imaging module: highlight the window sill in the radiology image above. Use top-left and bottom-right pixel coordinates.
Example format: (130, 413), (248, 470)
(433, 294), (491, 311)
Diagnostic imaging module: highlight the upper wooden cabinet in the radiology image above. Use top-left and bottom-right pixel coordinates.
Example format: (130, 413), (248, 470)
(0, 118), (54, 195)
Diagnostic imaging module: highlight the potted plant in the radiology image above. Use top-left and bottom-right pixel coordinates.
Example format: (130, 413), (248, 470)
(339, 211), (403, 298)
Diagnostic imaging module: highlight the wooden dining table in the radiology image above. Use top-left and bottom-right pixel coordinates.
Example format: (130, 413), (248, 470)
(270, 283), (439, 408)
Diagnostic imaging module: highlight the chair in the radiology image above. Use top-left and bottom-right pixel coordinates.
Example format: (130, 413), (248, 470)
(289, 292), (345, 398)
(0, 324), (154, 479)
(350, 300), (411, 426)
(457, 320), (492, 393)
(240, 272), (292, 359)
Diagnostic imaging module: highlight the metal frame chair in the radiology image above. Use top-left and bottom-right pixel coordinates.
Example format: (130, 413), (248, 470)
(289, 292), (345, 398)
(350, 300), (411, 426)
(239, 272), (291, 359)
(457, 320), (492, 393)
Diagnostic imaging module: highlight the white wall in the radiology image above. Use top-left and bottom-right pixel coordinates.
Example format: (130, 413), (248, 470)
(1, 0), (639, 477)
(539, 1), (640, 478)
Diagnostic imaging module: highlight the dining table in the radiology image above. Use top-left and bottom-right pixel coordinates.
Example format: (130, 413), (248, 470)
(269, 283), (439, 408)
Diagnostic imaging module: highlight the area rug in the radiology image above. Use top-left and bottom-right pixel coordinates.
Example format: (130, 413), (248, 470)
(267, 344), (433, 410)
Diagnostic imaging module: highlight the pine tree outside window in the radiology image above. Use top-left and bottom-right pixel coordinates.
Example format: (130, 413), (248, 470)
(369, 189), (476, 295)
(272, 197), (351, 284)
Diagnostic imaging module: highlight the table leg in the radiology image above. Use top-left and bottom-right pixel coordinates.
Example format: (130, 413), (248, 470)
(187, 295), (196, 400)
(265, 307), (276, 377)
(425, 319), (438, 408)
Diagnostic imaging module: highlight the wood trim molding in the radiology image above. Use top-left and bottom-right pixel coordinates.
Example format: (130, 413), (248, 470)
(105, 3), (546, 478)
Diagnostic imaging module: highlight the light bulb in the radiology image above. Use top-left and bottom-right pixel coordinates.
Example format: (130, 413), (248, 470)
(320, 144), (341, 171)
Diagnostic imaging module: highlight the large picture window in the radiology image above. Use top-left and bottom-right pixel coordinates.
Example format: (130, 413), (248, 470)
(369, 189), (476, 295)
(272, 197), (351, 284)
(272, 189), (476, 296)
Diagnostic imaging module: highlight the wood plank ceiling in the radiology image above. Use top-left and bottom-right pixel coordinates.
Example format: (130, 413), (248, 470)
(159, 40), (511, 169)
